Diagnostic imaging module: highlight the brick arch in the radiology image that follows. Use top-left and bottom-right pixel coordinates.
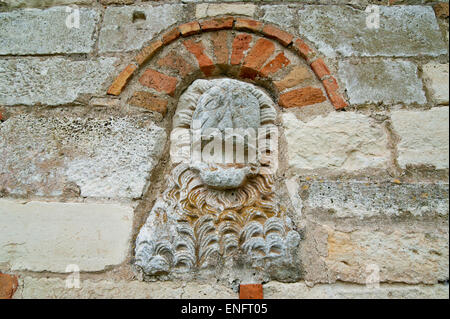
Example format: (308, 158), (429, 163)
(107, 17), (348, 111)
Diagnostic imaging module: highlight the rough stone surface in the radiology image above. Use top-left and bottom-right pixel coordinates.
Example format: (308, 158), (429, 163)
(302, 181), (449, 218)
(338, 60), (427, 105)
(0, 7), (99, 55)
(0, 199), (134, 272)
(0, 114), (166, 198)
(282, 112), (390, 172)
(261, 5), (295, 30)
(0, 57), (117, 106)
(1, 0), (93, 8)
(298, 6), (447, 57)
(99, 4), (185, 53)
(14, 276), (236, 299)
(391, 108), (449, 169)
(264, 282), (449, 299)
(422, 63), (449, 105)
(195, 3), (256, 19)
(315, 223), (449, 284)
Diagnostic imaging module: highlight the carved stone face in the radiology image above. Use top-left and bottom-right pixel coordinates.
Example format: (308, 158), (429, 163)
(173, 78), (277, 190)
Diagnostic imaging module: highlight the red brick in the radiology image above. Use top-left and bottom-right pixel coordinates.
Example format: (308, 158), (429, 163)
(200, 17), (234, 31)
(157, 51), (194, 77)
(135, 40), (163, 66)
(293, 38), (315, 61)
(0, 273), (18, 299)
(179, 21), (201, 37)
(310, 58), (330, 80)
(240, 38), (275, 79)
(322, 76), (348, 110)
(262, 24), (294, 47)
(183, 39), (215, 77)
(139, 69), (178, 96)
(128, 91), (168, 115)
(107, 64), (137, 96)
(240, 284), (263, 299)
(279, 87), (326, 108)
(234, 18), (263, 33)
(231, 34), (252, 66)
(260, 52), (290, 77)
(211, 31), (229, 65)
(162, 27), (181, 45)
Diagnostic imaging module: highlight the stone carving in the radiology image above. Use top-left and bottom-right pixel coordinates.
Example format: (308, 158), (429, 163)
(135, 79), (300, 282)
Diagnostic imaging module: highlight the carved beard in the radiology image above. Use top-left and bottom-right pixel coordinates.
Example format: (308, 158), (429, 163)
(134, 163), (299, 277)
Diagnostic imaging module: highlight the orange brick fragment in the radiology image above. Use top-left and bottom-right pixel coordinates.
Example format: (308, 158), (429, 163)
(231, 34), (252, 66)
(279, 87), (326, 108)
(310, 58), (330, 80)
(183, 39), (215, 76)
(179, 21), (201, 37)
(240, 284), (263, 299)
(128, 91), (168, 115)
(322, 76), (348, 110)
(240, 38), (275, 79)
(260, 52), (290, 77)
(157, 51), (194, 77)
(200, 17), (234, 31)
(293, 38), (315, 61)
(262, 24), (294, 47)
(234, 18), (263, 33)
(0, 273), (18, 299)
(162, 27), (181, 45)
(434, 3), (449, 18)
(135, 40), (163, 66)
(211, 31), (229, 65)
(139, 69), (178, 96)
(107, 64), (137, 96)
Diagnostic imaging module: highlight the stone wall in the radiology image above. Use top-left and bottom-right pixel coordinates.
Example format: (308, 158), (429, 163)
(0, 0), (448, 299)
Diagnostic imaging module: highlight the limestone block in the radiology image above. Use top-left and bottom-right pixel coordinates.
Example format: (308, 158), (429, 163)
(422, 63), (449, 105)
(0, 199), (134, 272)
(391, 108), (449, 169)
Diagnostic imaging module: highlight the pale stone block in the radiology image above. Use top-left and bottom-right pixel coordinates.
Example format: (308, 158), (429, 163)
(282, 112), (390, 172)
(422, 63), (449, 105)
(0, 114), (166, 198)
(298, 6), (447, 57)
(338, 60), (427, 105)
(1, 0), (94, 8)
(0, 57), (117, 106)
(99, 4), (185, 53)
(195, 3), (256, 19)
(0, 199), (134, 272)
(391, 108), (449, 169)
(0, 7), (99, 55)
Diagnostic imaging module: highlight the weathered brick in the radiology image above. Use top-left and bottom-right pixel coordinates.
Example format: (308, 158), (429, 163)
(231, 34), (252, 66)
(240, 38), (275, 79)
(139, 69), (178, 96)
(434, 3), (449, 18)
(211, 31), (230, 66)
(240, 284), (263, 299)
(129, 91), (168, 115)
(322, 76), (348, 110)
(107, 64), (137, 96)
(262, 24), (294, 47)
(179, 21), (201, 37)
(162, 27), (181, 46)
(279, 87), (326, 108)
(234, 18), (263, 33)
(260, 53), (290, 77)
(200, 17), (234, 32)
(0, 273), (18, 299)
(135, 40), (163, 66)
(183, 39), (215, 77)
(274, 66), (312, 92)
(157, 51), (195, 77)
(293, 38), (315, 61)
(310, 58), (330, 80)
